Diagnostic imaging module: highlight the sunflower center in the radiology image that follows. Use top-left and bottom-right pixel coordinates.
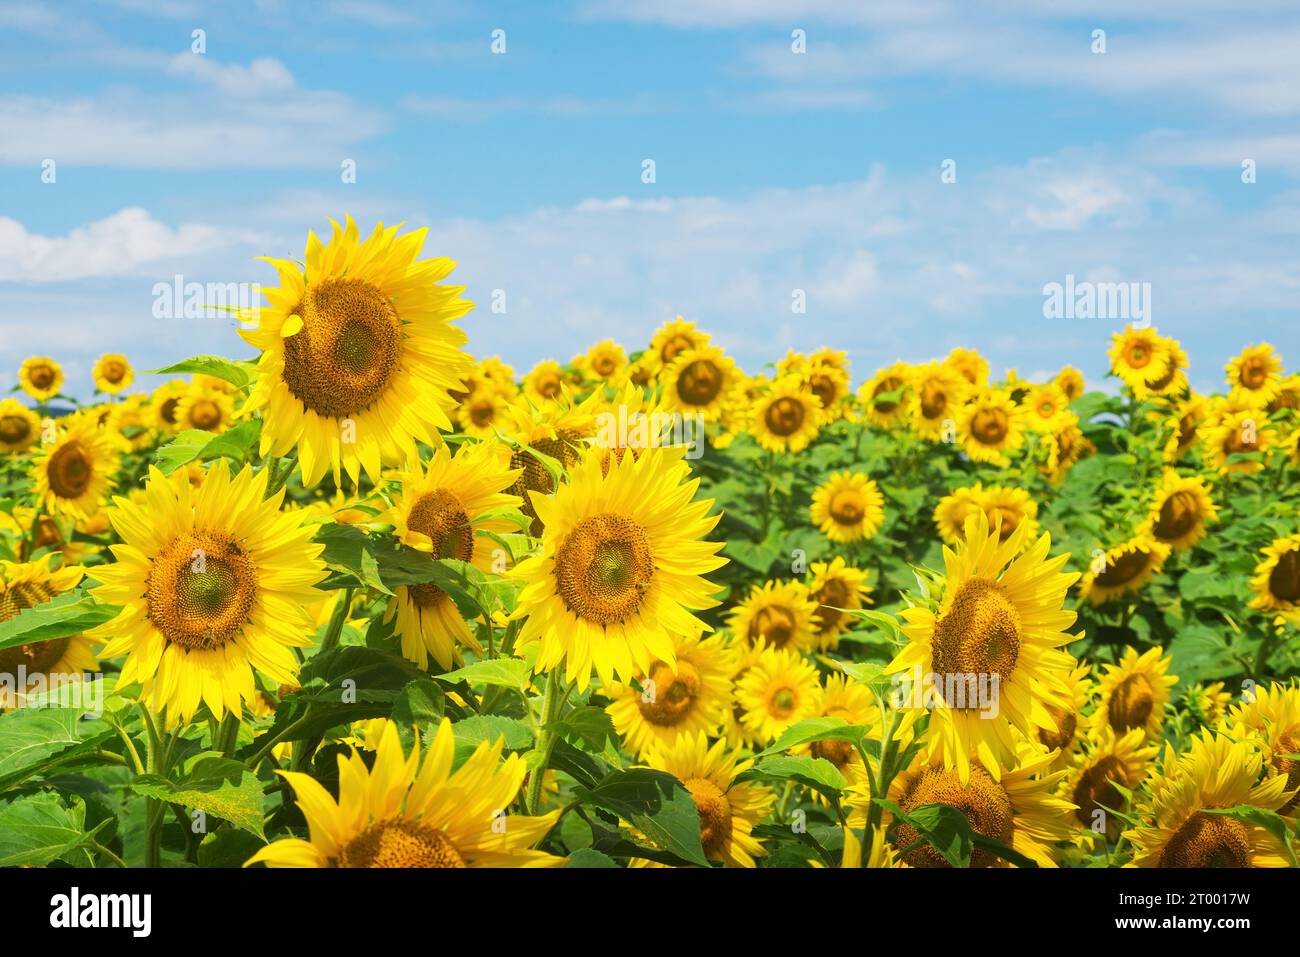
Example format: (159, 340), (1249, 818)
(683, 778), (732, 859)
(1096, 549), (1153, 588)
(1158, 812), (1250, 868)
(468, 397), (497, 428)
(768, 685), (798, 717)
(1107, 673), (1154, 732)
(676, 359), (723, 406)
(592, 352), (618, 376)
(1153, 490), (1201, 541)
(810, 724), (855, 768)
(920, 381), (948, 419)
(828, 490), (865, 526)
(1037, 705), (1077, 752)
(871, 377), (903, 413)
(986, 505), (1021, 541)
(749, 605), (797, 649)
(637, 660), (701, 726)
(509, 430), (585, 534)
(809, 373), (837, 409)
(159, 396), (180, 425)
(47, 441), (94, 499)
(536, 372), (562, 398)
(28, 363), (56, 389)
(1274, 731), (1300, 814)
(188, 398), (223, 431)
(0, 415), (31, 444)
(0, 580), (70, 676)
(813, 579), (851, 634)
(1124, 343), (1152, 368)
(895, 766), (1013, 868)
(970, 407), (1009, 445)
(1268, 549), (1300, 603)
(554, 514), (654, 626)
(1072, 754), (1127, 829)
(101, 360), (127, 384)
(337, 820), (466, 868)
(281, 278), (402, 419)
(930, 578), (1021, 704)
(764, 397), (805, 437)
(1240, 358), (1269, 389)
(147, 532), (258, 652)
(406, 489), (473, 609)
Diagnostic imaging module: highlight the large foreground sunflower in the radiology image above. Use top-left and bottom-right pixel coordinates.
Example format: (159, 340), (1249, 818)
(884, 510), (1081, 783)
(247, 719), (562, 867)
(89, 464), (327, 723)
(383, 442), (523, 670)
(512, 447), (726, 690)
(242, 216), (474, 487)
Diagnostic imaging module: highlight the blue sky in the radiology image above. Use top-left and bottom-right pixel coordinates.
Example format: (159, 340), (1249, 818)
(2, 0), (1298, 399)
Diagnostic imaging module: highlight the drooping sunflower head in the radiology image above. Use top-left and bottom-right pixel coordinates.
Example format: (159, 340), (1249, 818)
(1163, 393), (1209, 463)
(943, 347), (989, 388)
(957, 388), (1025, 466)
(728, 579), (820, 653)
(734, 644), (821, 744)
(1078, 535), (1171, 605)
(749, 377), (822, 454)
(241, 216), (474, 488)
(606, 632), (737, 757)
(90, 463), (328, 724)
(1091, 646), (1177, 741)
(857, 362), (913, 428)
(642, 731), (774, 867)
(886, 509), (1081, 783)
(807, 557), (872, 648)
(1138, 469), (1218, 551)
(92, 353), (134, 395)
(523, 359), (567, 405)
(18, 356), (64, 402)
(809, 471), (885, 544)
(149, 380), (189, 434)
(1226, 342), (1284, 407)
(513, 446), (725, 691)
(0, 555), (98, 708)
(1054, 366), (1085, 402)
(1125, 729), (1295, 867)
(248, 719), (563, 868)
(384, 441), (523, 670)
(661, 344), (740, 421)
(1248, 533), (1300, 624)
(0, 398), (41, 454)
(906, 361), (967, 440)
(1042, 413), (1085, 484)
(30, 415), (121, 521)
(1022, 382), (1071, 432)
(1137, 340), (1189, 400)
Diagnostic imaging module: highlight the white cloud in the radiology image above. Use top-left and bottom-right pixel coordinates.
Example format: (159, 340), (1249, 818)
(165, 54), (296, 97)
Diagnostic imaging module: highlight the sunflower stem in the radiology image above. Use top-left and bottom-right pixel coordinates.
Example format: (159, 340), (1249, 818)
(525, 667), (567, 815)
(319, 587), (354, 654)
(216, 712), (242, 758)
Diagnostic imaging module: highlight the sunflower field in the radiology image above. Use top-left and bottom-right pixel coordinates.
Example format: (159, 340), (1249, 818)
(2, 216), (1299, 872)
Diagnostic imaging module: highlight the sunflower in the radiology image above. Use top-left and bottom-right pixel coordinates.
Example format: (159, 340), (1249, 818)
(1138, 469), (1217, 551)
(957, 388), (1025, 466)
(1022, 382), (1070, 432)
(512, 446), (725, 691)
(1268, 374), (1300, 413)
(18, 356), (64, 402)
(884, 510), (1081, 783)
(728, 579), (820, 652)
(1063, 727), (1158, 842)
(1125, 730), (1294, 867)
(1222, 682), (1300, 815)
(1202, 408), (1276, 475)
(523, 360), (567, 405)
(1042, 414), (1085, 483)
(722, 640), (766, 750)
(646, 315), (710, 374)
(641, 732), (774, 867)
(242, 216), (473, 488)
(1108, 326), (1171, 393)
(455, 387), (511, 439)
(31, 415), (121, 520)
(1078, 535), (1170, 605)
(1248, 533), (1300, 623)
(1162, 393), (1209, 462)
(750, 377), (822, 453)
(150, 381), (188, 434)
(885, 742), (1076, 867)
(810, 471), (885, 543)
(606, 632), (736, 758)
(660, 344), (740, 422)
(383, 442), (523, 671)
(502, 390), (601, 535)
(734, 644), (820, 744)
(578, 339), (627, 383)
(0, 398), (41, 454)
(932, 484), (984, 546)
(802, 673), (878, 781)
(906, 361), (967, 441)
(1091, 646), (1177, 742)
(468, 356), (517, 398)
(0, 556), (99, 709)
(106, 394), (154, 452)
(1137, 340), (1189, 400)
(89, 464), (327, 723)
(248, 718), (562, 868)
(807, 558), (872, 648)
(802, 361), (851, 420)
(1037, 661), (1093, 770)
(1185, 681), (1232, 727)
(944, 347), (988, 387)
(1054, 366), (1085, 402)
(92, 353), (134, 395)
(1226, 342), (1284, 407)
(977, 486), (1039, 546)
(174, 386), (234, 434)
(857, 362), (912, 429)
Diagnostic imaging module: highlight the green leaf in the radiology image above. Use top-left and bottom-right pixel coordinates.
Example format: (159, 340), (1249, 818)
(131, 753), (266, 838)
(0, 792), (97, 866)
(755, 716), (868, 758)
(391, 679), (446, 728)
(154, 420), (262, 474)
(574, 768), (709, 867)
(437, 657), (532, 691)
(0, 591), (118, 652)
(0, 707), (114, 790)
(1203, 805), (1299, 868)
(148, 355), (251, 390)
(548, 705), (616, 752)
(451, 715), (534, 755)
(740, 755), (846, 798)
(874, 798), (1040, 868)
(566, 847), (618, 868)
